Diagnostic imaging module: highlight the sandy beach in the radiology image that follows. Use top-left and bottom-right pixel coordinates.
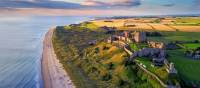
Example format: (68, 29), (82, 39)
(42, 28), (75, 88)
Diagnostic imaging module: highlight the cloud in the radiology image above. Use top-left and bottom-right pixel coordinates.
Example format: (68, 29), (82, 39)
(81, 0), (141, 7)
(0, 0), (141, 10)
(0, 0), (82, 9)
(0, 0), (199, 16)
(0, 8), (143, 16)
(0, 0), (142, 13)
(81, 0), (104, 6)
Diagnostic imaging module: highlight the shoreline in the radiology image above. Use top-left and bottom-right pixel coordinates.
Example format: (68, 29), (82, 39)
(41, 28), (75, 88)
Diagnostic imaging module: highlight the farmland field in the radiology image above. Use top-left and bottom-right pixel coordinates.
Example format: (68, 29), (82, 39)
(171, 26), (200, 32)
(148, 23), (176, 31)
(182, 43), (200, 49)
(127, 23), (153, 30)
(147, 31), (200, 43)
(91, 17), (200, 32)
(173, 17), (200, 26)
(168, 49), (200, 84)
(91, 19), (124, 27)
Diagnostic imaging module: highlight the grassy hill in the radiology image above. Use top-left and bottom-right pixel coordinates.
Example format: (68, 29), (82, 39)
(52, 22), (162, 88)
(52, 21), (200, 87)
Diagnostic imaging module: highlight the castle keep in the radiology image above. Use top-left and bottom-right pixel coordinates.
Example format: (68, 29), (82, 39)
(133, 32), (146, 43)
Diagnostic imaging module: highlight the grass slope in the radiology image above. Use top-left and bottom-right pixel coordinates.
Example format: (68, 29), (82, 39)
(53, 22), (160, 88)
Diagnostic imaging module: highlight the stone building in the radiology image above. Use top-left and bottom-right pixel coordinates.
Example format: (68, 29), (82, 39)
(124, 31), (129, 39)
(107, 31), (132, 44)
(148, 41), (165, 49)
(167, 63), (177, 74)
(133, 32), (147, 43)
(194, 50), (200, 59)
(123, 31), (131, 42)
(107, 35), (119, 43)
(153, 57), (165, 66)
(165, 43), (180, 50)
(185, 47), (200, 59)
(130, 48), (166, 66)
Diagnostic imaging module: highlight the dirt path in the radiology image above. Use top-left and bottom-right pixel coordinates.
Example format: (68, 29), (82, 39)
(42, 28), (75, 88)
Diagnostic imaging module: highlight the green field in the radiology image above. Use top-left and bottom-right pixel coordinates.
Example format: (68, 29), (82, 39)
(168, 49), (200, 84)
(182, 43), (200, 49)
(173, 17), (200, 26)
(148, 31), (200, 43)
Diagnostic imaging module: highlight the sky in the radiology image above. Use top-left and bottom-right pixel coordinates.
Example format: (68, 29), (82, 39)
(0, 0), (199, 16)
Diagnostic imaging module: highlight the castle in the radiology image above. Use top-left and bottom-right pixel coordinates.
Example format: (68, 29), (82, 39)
(148, 41), (165, 49)
(133, 32), (147, 43)
(107, 31), (147, 43)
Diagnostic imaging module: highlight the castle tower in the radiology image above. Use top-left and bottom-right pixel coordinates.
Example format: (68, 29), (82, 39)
(124, 31), (129, 41)
(134, 32), (146, 43)
(169, 63), (177, 74)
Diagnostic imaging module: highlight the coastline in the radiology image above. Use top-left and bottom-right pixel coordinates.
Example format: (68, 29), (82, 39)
(41, 28), (75, 88)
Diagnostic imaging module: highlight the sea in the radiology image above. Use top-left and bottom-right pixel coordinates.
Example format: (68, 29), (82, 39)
(0, 16), (91, 88)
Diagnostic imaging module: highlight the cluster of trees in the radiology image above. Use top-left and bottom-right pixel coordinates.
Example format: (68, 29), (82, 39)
(153, 19), (161, 23)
